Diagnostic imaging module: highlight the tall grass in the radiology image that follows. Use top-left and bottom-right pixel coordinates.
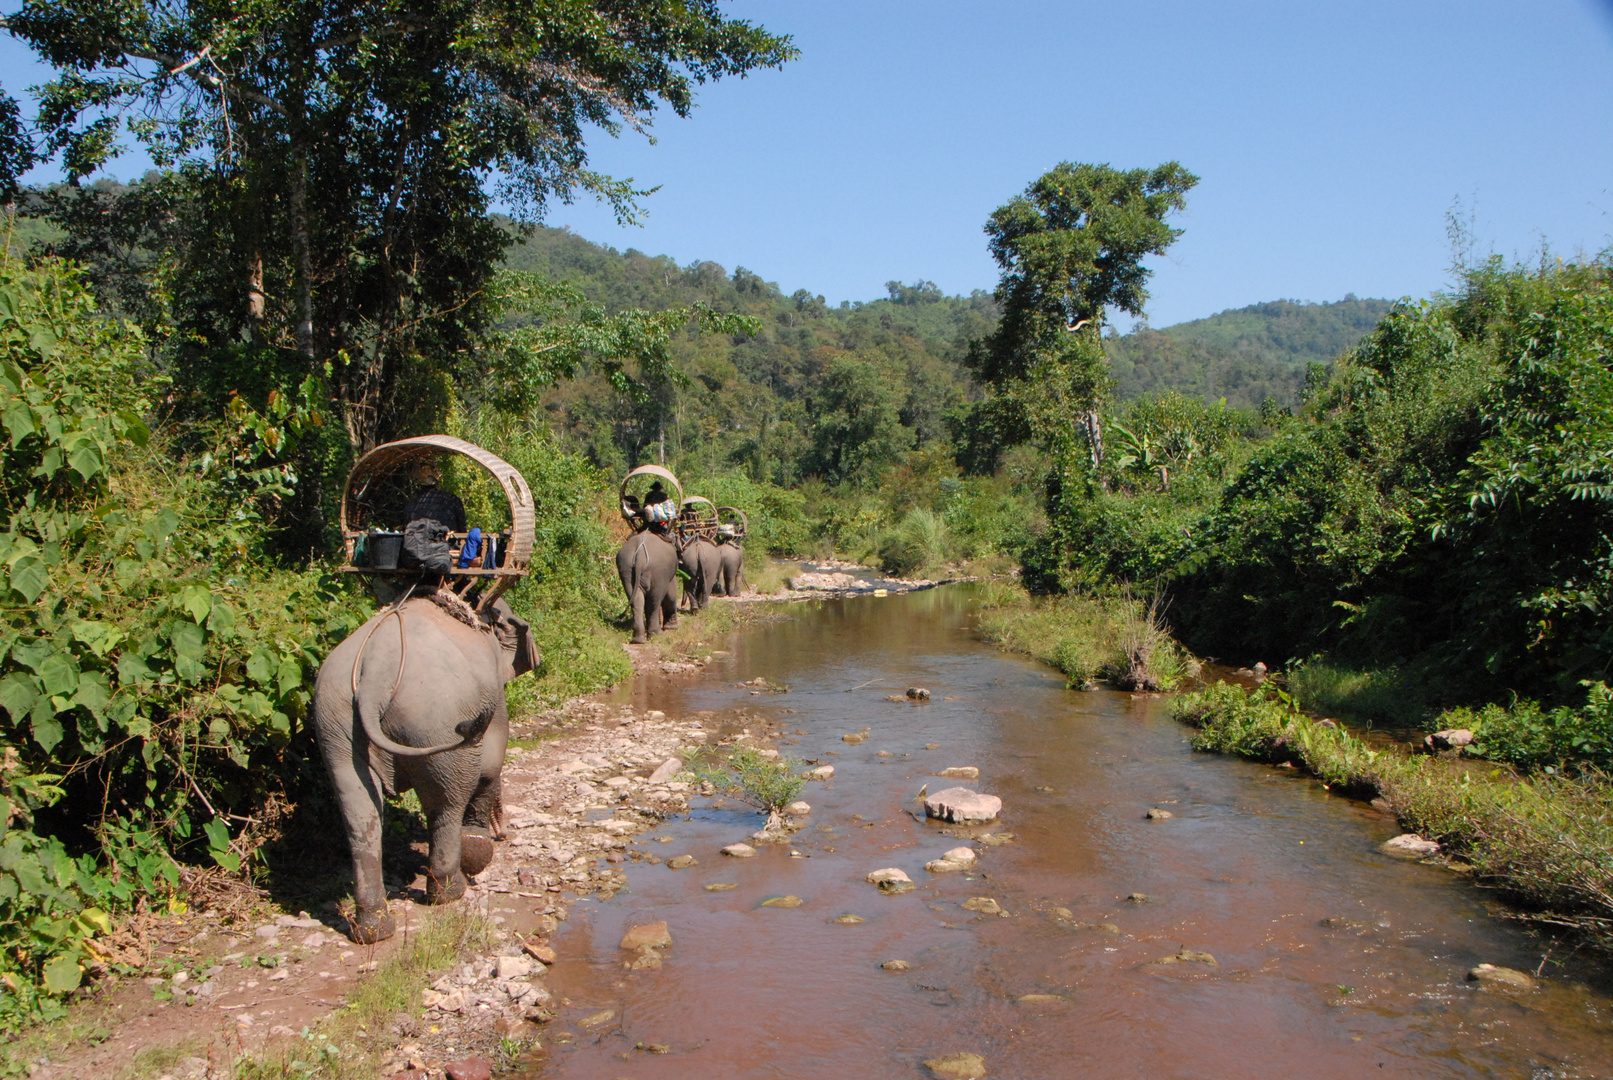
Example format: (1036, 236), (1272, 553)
(976, 582), (1191, 691)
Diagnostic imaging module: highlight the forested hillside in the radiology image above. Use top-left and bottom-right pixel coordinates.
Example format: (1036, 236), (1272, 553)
(497, 222), (1390, 475)
(1104, 296), (1394, 406)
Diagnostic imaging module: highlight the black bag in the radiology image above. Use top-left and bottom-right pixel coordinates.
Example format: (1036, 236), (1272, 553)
(400, 518), (454, 574)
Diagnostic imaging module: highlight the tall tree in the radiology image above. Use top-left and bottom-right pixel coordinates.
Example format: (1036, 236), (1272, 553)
(967, 161), (1197, 468)
(4, 0), (795, 450)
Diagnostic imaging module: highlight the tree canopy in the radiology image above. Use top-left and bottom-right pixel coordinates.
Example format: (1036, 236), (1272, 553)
(3, 0), (796, 450)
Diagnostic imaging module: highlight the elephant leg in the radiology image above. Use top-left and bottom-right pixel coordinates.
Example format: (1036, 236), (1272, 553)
(461, 709), (507, 877)
(418, 787), (468, 905)
(327, 743), (395, 943)
(660, 585), (679, 630)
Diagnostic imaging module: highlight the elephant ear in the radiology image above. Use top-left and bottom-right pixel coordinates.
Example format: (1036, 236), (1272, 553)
(492, 603), (539, 678)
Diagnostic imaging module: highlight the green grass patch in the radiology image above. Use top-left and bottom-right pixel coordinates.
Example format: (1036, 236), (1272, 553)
(230, 905), (496, 1080)
(975, 581), (1192, 691)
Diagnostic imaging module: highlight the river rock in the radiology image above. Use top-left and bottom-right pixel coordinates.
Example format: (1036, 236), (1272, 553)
(881, 959), (911, 971)
(907, 687), (932, 700)
(834, 914), (866, 924)
(924, 787), (1001, 824)
(1468, 963), (1536, 990)
(1382, 834), (1440, 858)
(705, 883), (738, 891)
(1424, 728), (1475, 751)
(842, 733), (866, 744)
(977, 832), (1016, 846)
(667, 854), (698, 869)
(577, 1009), (616, 1029)
(494, 955), (531, 980)
(722, 843), (757, 858)
(647, 757), (684, 783)
(866, 868), (916, 894)
(923, 1051), (986, 1079)
(1151, 948), (1217, 967)
(1146, 808), (1173, 820)
(444, 1057), (493, 1080)
(620, 922), (672, 951)
(1016, 993), (1071, 1010)
(961, 897), (1002, 915)
(935, 766), (979, 780)
(784, 801), (811, 817)
(926, 846), (978, 873)
(629, 945), (662, 970)
(522, 942), (557, 965)
(1126, 892), (1149, 903)
(761, 895), (803, 908)
(804, 765), (835, 781)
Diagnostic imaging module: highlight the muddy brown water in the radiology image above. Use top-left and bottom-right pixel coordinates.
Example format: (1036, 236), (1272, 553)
(528, 586), (1613, 1078)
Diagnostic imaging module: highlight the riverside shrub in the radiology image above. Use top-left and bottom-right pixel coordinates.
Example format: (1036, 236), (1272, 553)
(0, 261), (370, 1021)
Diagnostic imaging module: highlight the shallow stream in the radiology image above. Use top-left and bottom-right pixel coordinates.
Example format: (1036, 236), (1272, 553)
(533, 585), (1613, 1078)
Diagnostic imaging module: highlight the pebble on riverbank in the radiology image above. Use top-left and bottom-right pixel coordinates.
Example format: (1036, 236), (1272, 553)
(935, 766), (979, 780)
(1146, 808), (1173, 820)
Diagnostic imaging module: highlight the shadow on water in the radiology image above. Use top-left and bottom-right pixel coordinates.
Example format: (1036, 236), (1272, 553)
(526, 586), (1613, 1079)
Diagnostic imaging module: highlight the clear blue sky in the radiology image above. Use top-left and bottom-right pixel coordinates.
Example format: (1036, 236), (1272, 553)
(6, 1), (1613, 327)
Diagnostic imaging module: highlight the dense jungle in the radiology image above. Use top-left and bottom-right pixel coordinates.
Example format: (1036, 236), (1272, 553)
(1, 1), (1612, 1076)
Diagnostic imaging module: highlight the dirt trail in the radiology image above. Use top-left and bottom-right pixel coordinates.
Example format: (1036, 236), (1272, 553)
(33, 641), (754, 1080)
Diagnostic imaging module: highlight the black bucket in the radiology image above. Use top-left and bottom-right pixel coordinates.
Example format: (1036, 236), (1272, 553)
(368, 531), (404, 570)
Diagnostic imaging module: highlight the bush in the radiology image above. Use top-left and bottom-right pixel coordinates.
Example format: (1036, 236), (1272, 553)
(685, 744), (804, 814)
(0, 260), (372, 1021)
(1441, 681), (1613, 772)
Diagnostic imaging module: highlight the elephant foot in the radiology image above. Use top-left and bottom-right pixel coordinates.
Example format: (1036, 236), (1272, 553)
(460, 832), (495, 877)
(347, 906), (396, 944)
(425, 869), (467, 905)
(663, 616), (679, 629)
(631, 633), (648, 644)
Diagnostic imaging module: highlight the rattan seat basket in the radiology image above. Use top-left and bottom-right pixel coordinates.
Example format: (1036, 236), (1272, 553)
(338, 435), (534, 613)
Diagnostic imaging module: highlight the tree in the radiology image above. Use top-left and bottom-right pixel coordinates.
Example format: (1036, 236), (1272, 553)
(805, 356), (913, 483)
(967, 161), (1197, 468)
(4, 1), (796, 451)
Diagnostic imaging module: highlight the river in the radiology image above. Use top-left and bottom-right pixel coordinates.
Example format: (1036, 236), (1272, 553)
(527, 585), (1613, 1078)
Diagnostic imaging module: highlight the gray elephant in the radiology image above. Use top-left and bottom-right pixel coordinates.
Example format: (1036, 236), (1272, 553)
(310, 593), (537, 943)
(714, 539), (747, 597)
(617, 530), (680, 643)
(679, 536), (721, 610)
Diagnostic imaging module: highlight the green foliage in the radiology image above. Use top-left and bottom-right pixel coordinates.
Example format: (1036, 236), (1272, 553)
(11, 0), (795, 451)
(0, 259), (369, 1021)
(685, 744), (804, 814)
(976, 583), (1189, 691)
(804, 357), (915, 483)
(1441, 681), (1613, 772)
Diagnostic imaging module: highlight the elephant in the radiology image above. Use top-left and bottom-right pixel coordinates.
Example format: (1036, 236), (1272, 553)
(310, 592), (538, 943)
(617, 530), (680, 643)
(679, 536), (721, 611)
(713, 539), (747, 597)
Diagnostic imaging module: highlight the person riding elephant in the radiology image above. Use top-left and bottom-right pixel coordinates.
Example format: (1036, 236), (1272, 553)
(679, 535), (721, 610)
(714, 531), (747, 597)
(617, 529), (680, 643)
(310, 593), (537, 943)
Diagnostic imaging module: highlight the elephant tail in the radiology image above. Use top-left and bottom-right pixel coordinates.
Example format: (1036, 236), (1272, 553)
(356, 696), (471, 758)
(351, 602), (473, 759)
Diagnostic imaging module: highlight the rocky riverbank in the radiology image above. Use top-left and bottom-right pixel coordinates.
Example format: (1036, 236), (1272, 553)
(26, 628), (788, 1080)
